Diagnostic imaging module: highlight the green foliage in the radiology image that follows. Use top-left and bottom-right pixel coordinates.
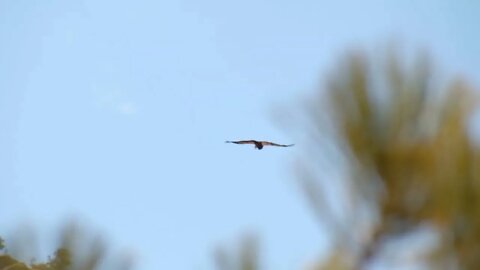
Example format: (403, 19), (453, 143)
(0, 248), (68, 270)
(300, 49), (480, 269)
(0, 223), (133, 270)
(31, 248), (71, 270)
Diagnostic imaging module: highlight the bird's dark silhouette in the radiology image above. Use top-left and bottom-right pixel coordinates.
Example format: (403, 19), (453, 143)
(225, 140), (294, 150)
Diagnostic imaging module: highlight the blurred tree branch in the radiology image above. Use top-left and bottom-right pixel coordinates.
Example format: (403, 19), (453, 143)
(0, 223), (133, 270)
(301, 48), (480, 269)
(215, 234), (259, 270)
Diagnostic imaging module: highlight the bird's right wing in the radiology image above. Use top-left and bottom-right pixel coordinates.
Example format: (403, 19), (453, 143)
(261, 141), (294, 147)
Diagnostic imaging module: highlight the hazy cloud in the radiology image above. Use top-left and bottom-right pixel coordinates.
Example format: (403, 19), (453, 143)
(117, 101), (137, 115)
(91, 86), (138, 116)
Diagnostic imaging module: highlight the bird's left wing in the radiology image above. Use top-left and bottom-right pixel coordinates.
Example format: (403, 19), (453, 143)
(225, 140), (257, 145)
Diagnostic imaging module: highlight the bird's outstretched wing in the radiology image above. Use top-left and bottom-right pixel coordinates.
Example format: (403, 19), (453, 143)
(260, 141), (294, 147)
(225, 140), (257, 145)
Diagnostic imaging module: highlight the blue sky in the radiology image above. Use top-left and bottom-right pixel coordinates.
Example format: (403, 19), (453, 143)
(0, 1), (479, 269)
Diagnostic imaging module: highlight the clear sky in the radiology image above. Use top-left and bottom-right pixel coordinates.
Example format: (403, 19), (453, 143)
(0, 1), (479, 269)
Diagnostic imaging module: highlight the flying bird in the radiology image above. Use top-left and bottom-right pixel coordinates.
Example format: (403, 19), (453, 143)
(225, 140), (294, 150)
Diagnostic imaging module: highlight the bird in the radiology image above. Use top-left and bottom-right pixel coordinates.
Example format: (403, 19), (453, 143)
(225, 140), (294, 150)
